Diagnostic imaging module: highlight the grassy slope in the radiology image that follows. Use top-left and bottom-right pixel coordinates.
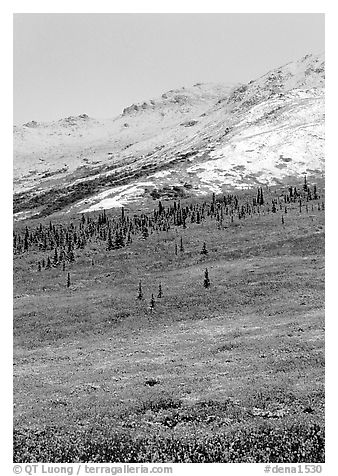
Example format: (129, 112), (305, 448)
(13, 185), (325, 462)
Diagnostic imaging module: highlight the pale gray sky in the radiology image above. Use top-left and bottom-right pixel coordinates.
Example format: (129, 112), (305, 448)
(13, 13), (324, 124)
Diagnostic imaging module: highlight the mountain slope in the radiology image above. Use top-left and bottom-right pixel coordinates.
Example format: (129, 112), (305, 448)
(13, 53), (324, 219)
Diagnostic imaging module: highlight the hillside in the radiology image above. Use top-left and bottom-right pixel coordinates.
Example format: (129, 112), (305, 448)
(13, 180), (325, 462)
(13, 53), (324, 220)
(13, 52), (325, 462)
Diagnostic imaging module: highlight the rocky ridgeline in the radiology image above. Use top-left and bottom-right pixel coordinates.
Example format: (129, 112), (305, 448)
(14, 53), (324, 218)
(226, 53), (324, 112)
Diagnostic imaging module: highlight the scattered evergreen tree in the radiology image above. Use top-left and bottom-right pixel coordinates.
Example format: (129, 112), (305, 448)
(313, 184), (318, 200)
(24, 233), (29, 252)
(62, 261), (66, 272)
(107, 229), (114, 251)
(137, 281), (143, 300)
(158, 283), (163, 298)
(67, 272), (71, 288)
(204, 268), (210, 288)
(150, 294), (155, 310)
(37, 261), (41, 272)
(257, 187), (264, 206)
(53, 247), (58, 265)
(201, 242), (208, 255)
(303, 175), (308, 192)
(114, 229), (125, 249)
(175, 243), (178, 255)
(158, 201), (164, 215)
(180, 237), (184, 252)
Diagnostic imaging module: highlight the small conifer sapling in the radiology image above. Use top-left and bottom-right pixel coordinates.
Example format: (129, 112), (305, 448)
(137, 281), (143, 300)
(150, 294), (155, 310)
(204, 268), (210, 288)
(201, 242), (208, 255)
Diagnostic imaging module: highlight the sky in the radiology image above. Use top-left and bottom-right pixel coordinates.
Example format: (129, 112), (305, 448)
(13, 13), (325, 124)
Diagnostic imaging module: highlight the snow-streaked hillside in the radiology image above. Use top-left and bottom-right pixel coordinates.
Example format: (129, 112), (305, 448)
(13, 53), (324, 218)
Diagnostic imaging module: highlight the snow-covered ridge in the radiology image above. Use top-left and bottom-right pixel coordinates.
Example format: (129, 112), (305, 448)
(13, 53), (324, 218)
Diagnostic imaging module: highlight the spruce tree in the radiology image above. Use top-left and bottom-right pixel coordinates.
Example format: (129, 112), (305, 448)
(204, 268), (210, 288)
(158, 201), (164, 215)
(37, 261), (41, 272)
(313, 184), (318, 200)
(158, 283), (163, 298)
(137, 281), (143, 300)
(107, 229), (114, 251)
(180, 237), (184, 252)
(303, 175), (308, 192)
(142, 226), (149, 239)
(115, 230), (124, 249)
(67, 272), (71, 288)
(201, 242), (208, 255)
(150, 294), (155, 310)
(53, 247), (58, 265)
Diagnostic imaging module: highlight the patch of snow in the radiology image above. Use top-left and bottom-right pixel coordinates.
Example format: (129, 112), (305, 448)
(148, 170), (172, 179)
(80, 181), (155, 212)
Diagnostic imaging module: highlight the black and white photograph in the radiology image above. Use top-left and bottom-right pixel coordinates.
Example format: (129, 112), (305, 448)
(10, 8), (328, 470)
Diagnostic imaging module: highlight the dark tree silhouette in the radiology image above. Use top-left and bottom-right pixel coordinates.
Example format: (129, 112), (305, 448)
(150, 294), (155, 310)
(201, 242), (208, 255)
(303, 175), (308, 192)
(107, 229), (114, 251)
(204, 268), (210, 288)
(137, 281), (143, 300)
